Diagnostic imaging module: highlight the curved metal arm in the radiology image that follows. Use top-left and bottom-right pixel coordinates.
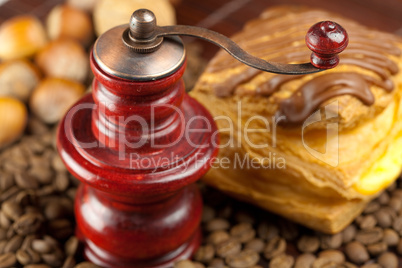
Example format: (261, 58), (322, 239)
(155, 25), (321, 75)
(124, 9), (347, 75)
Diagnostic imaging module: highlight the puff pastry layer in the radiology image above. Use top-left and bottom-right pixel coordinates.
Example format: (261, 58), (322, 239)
(190, 6), (402, 233)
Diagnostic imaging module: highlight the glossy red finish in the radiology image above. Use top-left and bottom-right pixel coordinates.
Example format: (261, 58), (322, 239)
(57, 53), (219, 267)
(306, 21), (349, 69)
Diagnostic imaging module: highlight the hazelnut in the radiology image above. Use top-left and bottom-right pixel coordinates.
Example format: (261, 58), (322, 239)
(0, 97), (27, 148)
(30, 78), (85, 124)
(67, 0), (98, 12)
(0, 16), (48, 61)
(94, 0), (176, 36)
(35, 39), (89, 83)
(0, 60), (41, 102)
(47, 5), (94, 47)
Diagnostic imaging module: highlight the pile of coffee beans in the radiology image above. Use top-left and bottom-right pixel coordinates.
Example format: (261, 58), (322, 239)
(0, 119), (100, 268)
(1, 121), (402, 268)
(173, 183), (402, 268)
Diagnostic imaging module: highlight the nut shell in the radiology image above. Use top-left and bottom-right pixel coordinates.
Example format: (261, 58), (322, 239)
(0, 60), (41, 102)
(0, 16), (47, 60)
(35, 39), (89, 83)
(0, 97), (27, 148)
(30, 77), (85, 124)
(67, 0), (98, 12)
(94, 0), (176, 36)
(47, 5), (94, 47)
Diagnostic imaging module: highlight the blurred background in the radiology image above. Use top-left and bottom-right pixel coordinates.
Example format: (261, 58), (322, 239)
(1, 0), (402, 59)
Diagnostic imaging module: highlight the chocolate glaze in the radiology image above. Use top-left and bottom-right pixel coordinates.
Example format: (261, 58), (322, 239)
(279, 73), (374, 125)
(206, 10), (401, 125)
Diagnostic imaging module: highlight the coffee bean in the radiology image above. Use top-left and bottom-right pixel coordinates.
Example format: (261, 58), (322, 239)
(358, 215), (377, 230)
(15, 190), (36, 206)
(264, 236), (286, 259)
(257, 222), (279, 241)
(65, 236), (79, 256)
(67, 188), (77, 200)
(36, 185), (55, 196)
(3, 158), (28, 173)
(318, 249), (345, 264)
(230, 223), (255, 243)
(208, 258), (225, 268)
(311, 257), (337, 268)
(194, 244), (214, 263)
(54, 172), (70, 192)
(367, 242), (387, 256)
(342, 224), (357, 244)
(244, 238), (265, 253)
(174, 260), (197, 268)
(13, 212), (44, 235)
(397, 238), (402, 255)
(4, 235), (23, 253)
(0, 186), (20, 202)
(320, 233), (342, 249)
(234, 211), (255, 224)
(0, 240), (7, 254)
(0, 252), (16, 268)
(207, 231), (230, 245)
(25, 264), (52, 267)
(26, 247), (41, 263)
(363, 201), (380, 214)
(216, 239), (241, 258)
(392, 216), (402, 234)
(294, 253), (316, 268)
(377, 252), (398, 268)
(1, 200), (23, 221)
(30, 154), (49, 169)
(0, 229), (6, 241)
(201, 206), (215, 223)
(194, 262), (206, 268)
(21, 234), (35, 251)
(44, 202), (68, 220)
(16, 249), (31, 265)
(27, 116), (49, 135)
(62, 255), (76, 268)
(206, 219), (230, 232)
(297, 235), (320, 253)
(225, 249), (259, 268)
(388, 196), (402, 212)
(269, 254), (294, 268)
(355, 227), (383, 245)
(374, 208), (393, 228)
(343, 262), (357, 268)
(14, 172), (39, 190)
(0, 172), (14, 191)
(48, 219), (73, 239)
(392, 188), (402, 197)
(362, 264), (383, 268)
(378, 192), (390, 204)
(5, 227), (14, 240)
(344, 241), (369, 264)
(52, 154), (67, 172)
(382, 228), (399, 246)
(32, 239), (52, 254)
(279, 221), (299, 240)
(0, 212), (11, 229)
(28, 166), (53, 185)
(42, 253), (64, 267)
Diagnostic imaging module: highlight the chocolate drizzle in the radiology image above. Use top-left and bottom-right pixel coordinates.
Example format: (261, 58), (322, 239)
(206, 9), (402, 125)
(279, 73), (374, 125)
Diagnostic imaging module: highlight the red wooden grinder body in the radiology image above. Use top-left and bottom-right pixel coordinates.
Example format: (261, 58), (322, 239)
(57, 14), (219, 267)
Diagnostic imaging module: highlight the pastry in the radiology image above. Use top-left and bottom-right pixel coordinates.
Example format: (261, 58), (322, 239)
(190, 6), (402, 233)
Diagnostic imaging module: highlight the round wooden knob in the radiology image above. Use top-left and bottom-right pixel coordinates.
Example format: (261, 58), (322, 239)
(305, 21), (348, 69)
